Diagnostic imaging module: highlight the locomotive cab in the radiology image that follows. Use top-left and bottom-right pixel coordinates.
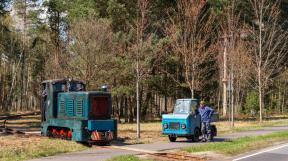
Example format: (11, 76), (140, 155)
(41, 79), (85, 121)
(40, 79), (117, 144)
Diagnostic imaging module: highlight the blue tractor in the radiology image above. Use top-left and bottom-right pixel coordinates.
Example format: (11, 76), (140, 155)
(162, 99), (217, 142)
(40, 79), (117, 144)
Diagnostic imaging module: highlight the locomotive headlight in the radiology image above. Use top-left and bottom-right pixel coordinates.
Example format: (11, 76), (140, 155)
(164, 123), (168, 129)
(181, 123), (186, 129)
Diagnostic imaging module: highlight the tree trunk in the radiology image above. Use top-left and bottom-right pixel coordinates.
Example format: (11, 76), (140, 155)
(142, 91), (152, 121)
(136, 77), (141, 139)
(122, 96), (127, 123)
(164, 93), (167, 113)
(115, 96), (120, 121)
(191, 75), (195, 99)
(222, 36), (228, 117)
(129, 97), (133, 123)
(282, 89), (286, 113)
(190, 88), (194, 99)
(217, 85), (221, 113)
(278, 89), (281, 113)
(120, 97), (123, 118)
(258, 85), (263, 122)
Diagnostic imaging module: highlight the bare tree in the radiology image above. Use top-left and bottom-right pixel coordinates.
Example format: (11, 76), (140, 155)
(249, 0), (288, 122)
(220, 0), (254, 120)
(167, 0), (216, 99)
(68, 18), (114, 89)
(135, 0), (150, 140)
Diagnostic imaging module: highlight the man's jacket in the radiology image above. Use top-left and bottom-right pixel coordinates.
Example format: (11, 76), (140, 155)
(196, 106), (214, 122)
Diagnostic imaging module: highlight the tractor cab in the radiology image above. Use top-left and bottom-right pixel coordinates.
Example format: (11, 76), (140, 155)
(40, 79), (85, 121)
(162, 99), (218, 142)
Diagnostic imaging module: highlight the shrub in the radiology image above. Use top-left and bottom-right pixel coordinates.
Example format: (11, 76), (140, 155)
(244, 90), (259, 115)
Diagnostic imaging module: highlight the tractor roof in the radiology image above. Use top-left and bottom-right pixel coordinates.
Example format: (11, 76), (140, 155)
(177, 98), (198, 101)
(41, 79), (85, 84)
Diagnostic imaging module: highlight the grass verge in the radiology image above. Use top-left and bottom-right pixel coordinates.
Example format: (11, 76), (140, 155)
(0, 136), (88, 161)
(107, 155), (152, 161)
(182, 130), (288, 155)
(215, 119), (288, 134)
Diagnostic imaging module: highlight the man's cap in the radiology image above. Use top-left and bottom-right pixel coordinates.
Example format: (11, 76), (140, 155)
(200, 101), (205, 104)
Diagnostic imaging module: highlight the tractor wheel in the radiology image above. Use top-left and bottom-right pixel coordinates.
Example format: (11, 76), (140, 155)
(168, 135), (177, 142)
(192, 128), (201, 142)
(186, 135), (193, 140)
(210, 125), (217, 141)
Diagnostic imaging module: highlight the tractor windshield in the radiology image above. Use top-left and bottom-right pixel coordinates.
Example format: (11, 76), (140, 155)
(173, 100), (197, 114)
(173, 100), (190, 114)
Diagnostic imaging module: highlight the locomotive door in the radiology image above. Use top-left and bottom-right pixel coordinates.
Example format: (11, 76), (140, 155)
(41, 83), (48, 122)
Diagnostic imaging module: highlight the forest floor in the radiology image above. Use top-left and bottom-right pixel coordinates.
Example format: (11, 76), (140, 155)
(0, 114), (288, 161)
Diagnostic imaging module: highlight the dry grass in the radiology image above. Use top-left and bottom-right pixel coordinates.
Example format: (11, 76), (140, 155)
(0, 135), (87, 161)
(215, 119), (288, 134)
(0, 115), (87, 161)
(118, 122), (167, 144)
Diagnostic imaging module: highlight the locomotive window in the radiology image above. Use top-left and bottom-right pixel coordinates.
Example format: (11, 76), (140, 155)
(52, 82), (85, 92)
(70, 83), (85, 91)
(61, 84), (67, 91)
(53, 83), (67, 92)
(89, 96), (109, 119)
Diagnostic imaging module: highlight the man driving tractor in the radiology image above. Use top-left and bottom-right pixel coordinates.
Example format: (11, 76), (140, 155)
(195, 101), (214, 142)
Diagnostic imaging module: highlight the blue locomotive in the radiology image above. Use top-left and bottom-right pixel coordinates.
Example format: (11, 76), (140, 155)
(40, 79), (117, 144)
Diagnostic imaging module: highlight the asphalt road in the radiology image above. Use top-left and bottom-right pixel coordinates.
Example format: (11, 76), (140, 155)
(233, 143), (288, 161)
(29, 126), (288, 161)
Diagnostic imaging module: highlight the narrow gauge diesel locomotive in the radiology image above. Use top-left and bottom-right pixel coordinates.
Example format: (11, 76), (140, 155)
(40, 79), (117, 144)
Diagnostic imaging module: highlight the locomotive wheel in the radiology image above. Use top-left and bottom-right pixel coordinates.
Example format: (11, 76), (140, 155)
(192, 128), (200, 142)
(97, 141), (110, 146)
(47, 129), (52, 137)
(67, 130), (72, 140)
(47, 127), (72, 140)
(168, 135), (177, 142)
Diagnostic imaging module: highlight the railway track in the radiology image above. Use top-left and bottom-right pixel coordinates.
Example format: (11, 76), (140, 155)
(0, 111), (41, 120)
(0, 112), (41, 136)
(154, 152), (206, 161)
(103, 145), (207, 161)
